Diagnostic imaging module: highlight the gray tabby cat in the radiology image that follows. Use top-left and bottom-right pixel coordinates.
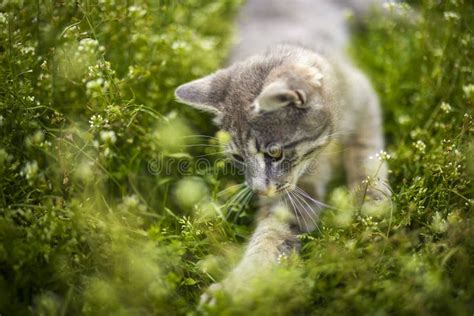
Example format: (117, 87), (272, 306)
(175, 0), (391, 303)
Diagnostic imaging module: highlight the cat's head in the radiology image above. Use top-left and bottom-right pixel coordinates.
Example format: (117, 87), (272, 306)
(175, 45), (337, 196)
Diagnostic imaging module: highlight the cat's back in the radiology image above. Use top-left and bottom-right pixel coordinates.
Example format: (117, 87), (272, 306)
(230, 0), (370, 62)
(229, 0), (384, 63)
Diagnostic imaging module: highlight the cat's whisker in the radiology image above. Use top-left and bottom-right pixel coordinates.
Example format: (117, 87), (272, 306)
(230, 159), (245, 166)
(225, 186), (249, 208)
(193, 151), (227, 158)
(293, 189), (323, 212)
(293, 189), (318, 214)
(228, 194), (245, 221)
(227, 188), (252, 221)
(179, 135), (218, 140)
(285, 189), (304, 232)
(243, 190), (254, 207)
(183, 144), (223, 148)
(290, 191), (310, 232)
(293, 186), (331, 209)
(293, 192), (316, 223)
(294, 186), (348, 219)
(293, 190), (322, 233)
(279, 193), (292, 218)
(224, 186), (252, 219)
(221, 188), (244, 211)
(217, 183), (246, 197)
(278, 194), (285, 210)
(237, 188), (253, 209)
(322, 129), (356, 141)
(232, 190), (254, 224)
(317, 147), (350, 156)
(296, 186), (346, 213)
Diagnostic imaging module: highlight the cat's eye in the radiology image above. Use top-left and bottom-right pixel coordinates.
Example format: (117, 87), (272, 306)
(232, 154), (244, 163)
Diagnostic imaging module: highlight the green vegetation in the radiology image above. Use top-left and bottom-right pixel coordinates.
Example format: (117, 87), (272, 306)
(0, 0), (472, 315)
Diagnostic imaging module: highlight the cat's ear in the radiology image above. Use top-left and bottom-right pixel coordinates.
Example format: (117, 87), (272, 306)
(251, 81), (307, 113)
(175, 70), (229, 115)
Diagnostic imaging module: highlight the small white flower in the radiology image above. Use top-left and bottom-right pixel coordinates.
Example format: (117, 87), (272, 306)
(40, 60), (48, 70)
(375, 150), (391, 161)
(410, 128), (422, 139)
(86, 78), (108, 97)
(440, 102), (452, 114)
(383, 1), (410, 12)
(20, 46), (35, 55)
(463, 84), (474, 99)
(79, 38), (99, 52)
(100, 130), (117, 144)
(276, 253), (288, 264)
(86, 78), (102, 90)
(89, 114), (108, 129)
(0, 12), (7, 24)
(171, 40), (189, 51)
(123, 195), (140, 208)
(21, 161), (39, 181)
(200, 38), (216, 50)
(128, 5), (146, 17)
(32, 130), (44, 144)
(444, 11), (460, 21)
(414, 140), (426, 153)
(397, 115), (410, 125)
(383, 1), (398, 10)
(63, 25), (79, 39)
(431, 212), (448, 233)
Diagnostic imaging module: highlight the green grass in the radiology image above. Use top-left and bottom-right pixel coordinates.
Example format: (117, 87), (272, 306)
(0, 0), (472, 315)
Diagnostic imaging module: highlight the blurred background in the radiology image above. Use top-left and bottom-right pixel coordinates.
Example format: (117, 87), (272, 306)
(0, 0), (473, 315)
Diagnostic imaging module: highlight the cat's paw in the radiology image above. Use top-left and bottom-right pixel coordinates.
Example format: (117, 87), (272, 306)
(198, 275), (247, 307)
(199, 282), (223, 307)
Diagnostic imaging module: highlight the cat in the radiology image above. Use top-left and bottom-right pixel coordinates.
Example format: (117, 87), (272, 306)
(175, 0), (392, 304)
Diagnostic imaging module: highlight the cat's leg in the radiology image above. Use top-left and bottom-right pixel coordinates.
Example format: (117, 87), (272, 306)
(228, 207), (300, 272)
(200, 201), (299, 305)
(343, 89), (391, 201)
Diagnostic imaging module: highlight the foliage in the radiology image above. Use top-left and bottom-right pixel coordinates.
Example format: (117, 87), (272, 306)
(0, 0), (472, 315)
